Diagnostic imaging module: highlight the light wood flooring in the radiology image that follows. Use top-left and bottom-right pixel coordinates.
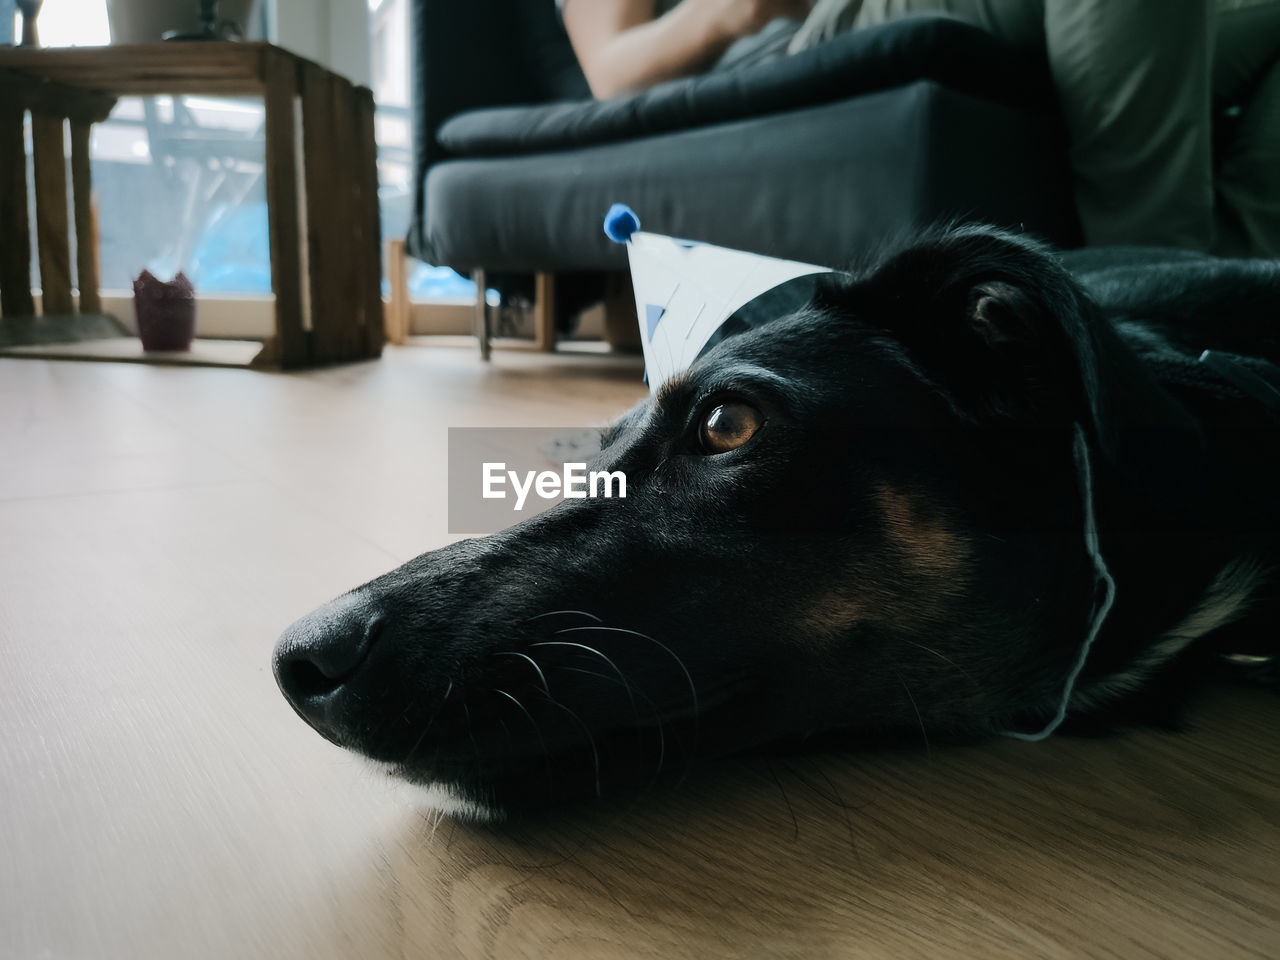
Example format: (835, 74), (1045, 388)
(1, 347), (1276, 960)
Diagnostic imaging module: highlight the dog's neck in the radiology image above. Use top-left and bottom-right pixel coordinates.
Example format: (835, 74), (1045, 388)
(1058, 408), (1270, 717)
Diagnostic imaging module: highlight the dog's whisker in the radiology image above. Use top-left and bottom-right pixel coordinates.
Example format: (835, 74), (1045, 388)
(552, 665), (614, 683)
(560, 624), (700, 777)
(895, 671), (931, 758)
(493, 688), (556, 793)
(495, 651), (552, 697)
(493, 688), (549, 754)
(551, 664), (667, 785)
(523, 610), (603, 624)
(765, 757), (800, 841)
(898, 637), (978, 686)
(556, 625), (700, 742)
(536, 692), (602, 799)
(650, 702), (667, 782)
(778, 757), (866, 866)
(548, 661), (642, 723)
(462, 702), (483, 770)
(528, 640), (639, 718)
(426, 804), (447, 843)
(399, 679), (455, 770)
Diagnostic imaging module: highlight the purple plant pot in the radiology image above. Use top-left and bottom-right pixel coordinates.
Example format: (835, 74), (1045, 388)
(134, 270), (196, 352)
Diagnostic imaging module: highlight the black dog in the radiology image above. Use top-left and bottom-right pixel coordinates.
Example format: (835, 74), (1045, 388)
(273, 227), (1279, 817)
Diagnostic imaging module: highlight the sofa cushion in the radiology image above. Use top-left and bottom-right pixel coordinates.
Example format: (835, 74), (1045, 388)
(436, 16), (1051, 158)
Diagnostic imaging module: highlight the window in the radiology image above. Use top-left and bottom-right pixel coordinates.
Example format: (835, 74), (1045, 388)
(368, 0), (474, 301)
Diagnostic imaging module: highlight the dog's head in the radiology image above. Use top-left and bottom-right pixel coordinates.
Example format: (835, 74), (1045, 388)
(273, 227), (1198, 815)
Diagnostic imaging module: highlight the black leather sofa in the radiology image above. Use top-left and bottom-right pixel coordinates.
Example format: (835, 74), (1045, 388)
(407, 1), (1080, 293)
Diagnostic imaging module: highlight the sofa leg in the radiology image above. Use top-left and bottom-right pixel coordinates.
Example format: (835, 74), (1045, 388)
(602, 270), (641, 351)
(472, 267), (491, 361)
(534, 272), (556, 352)
(385, 238), (410, 346)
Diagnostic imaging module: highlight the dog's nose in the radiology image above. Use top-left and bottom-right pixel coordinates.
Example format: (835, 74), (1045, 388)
(272, 591), (382, 740)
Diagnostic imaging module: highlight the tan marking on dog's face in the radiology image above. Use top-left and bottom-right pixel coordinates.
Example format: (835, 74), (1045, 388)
(798, 484), (970, 642)
(874, 483), (967, 579)
(800, 594), (865, 637)
(796, 485), (971, 643)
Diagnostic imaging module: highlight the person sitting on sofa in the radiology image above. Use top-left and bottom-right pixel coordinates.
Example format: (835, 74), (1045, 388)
(560, 0), (1280, 258)
(557, 0), (813, 97)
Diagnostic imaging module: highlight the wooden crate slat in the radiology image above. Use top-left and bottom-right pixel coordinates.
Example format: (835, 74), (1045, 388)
(301, 63), (341, 364)
(259, 50), (307, 368)
(0, 72), (116, 125)
(330, 75), (362, 362)
(68, 79), (263, 97)
(31, 114), (74, 316)
(355, 88), (384, 358)
(69, 121), (101, 315)
(0, 44), (266, 87)
(0, 104), (35, 317)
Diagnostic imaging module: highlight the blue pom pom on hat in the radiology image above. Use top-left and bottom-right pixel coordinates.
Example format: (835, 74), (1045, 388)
(601, 204), (831, 393)
(603, 203), (641, 243)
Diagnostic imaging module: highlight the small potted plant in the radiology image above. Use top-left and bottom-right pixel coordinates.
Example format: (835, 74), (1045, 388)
(133, 270), (197, 352)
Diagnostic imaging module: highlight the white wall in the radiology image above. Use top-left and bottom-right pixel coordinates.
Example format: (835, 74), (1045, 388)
(268, 0), (371, 86)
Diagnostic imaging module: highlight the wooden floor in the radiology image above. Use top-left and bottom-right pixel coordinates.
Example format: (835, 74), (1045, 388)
(1, 348), (1276, 960)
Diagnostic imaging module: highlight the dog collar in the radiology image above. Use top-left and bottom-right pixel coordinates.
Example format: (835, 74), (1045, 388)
(1005, 353), (1280, 738)
(1002, 423), (1117, 741)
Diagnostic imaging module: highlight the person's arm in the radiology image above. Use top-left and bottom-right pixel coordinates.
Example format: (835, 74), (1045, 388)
(562, 0), (810, 99)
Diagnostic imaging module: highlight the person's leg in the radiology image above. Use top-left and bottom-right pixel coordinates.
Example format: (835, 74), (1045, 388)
(1214, 61), (1280, 257)
(1212, 0), (1280, 96)
(852, 0), (1041, 45)
(791, 0), (1231, 253)
(788, 0), (1042, 53)
(1043, 0), (1215, 249)
(715, 17), (803, 71)
(1212, 0), (1280, 257)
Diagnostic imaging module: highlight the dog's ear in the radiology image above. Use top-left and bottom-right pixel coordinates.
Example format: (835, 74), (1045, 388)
(847, 227), (1094, 425)
(844, 226), (1206, 500)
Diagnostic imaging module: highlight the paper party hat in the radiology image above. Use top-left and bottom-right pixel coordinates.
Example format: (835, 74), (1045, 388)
(604, 205), (832, 393)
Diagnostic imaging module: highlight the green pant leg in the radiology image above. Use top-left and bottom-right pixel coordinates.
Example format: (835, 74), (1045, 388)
(799, 0), (1270, 254)
(1212, 0), (1280, 98)
(790, 0), (1043, 56)
(838, 0), (1217, 249)
(849, 0), (1043, 46)
(1215, 59), (1280, 257)
(1212, 0), (1280, 257)
(1043, 0), (1216, 249)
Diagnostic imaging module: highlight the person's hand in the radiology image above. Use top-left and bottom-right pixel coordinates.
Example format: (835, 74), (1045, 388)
(710, 0), (816, 41)
(562, 0), (816, 99)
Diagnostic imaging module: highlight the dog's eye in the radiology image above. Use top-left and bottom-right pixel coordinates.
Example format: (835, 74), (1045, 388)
(700, 402), (761, 454)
